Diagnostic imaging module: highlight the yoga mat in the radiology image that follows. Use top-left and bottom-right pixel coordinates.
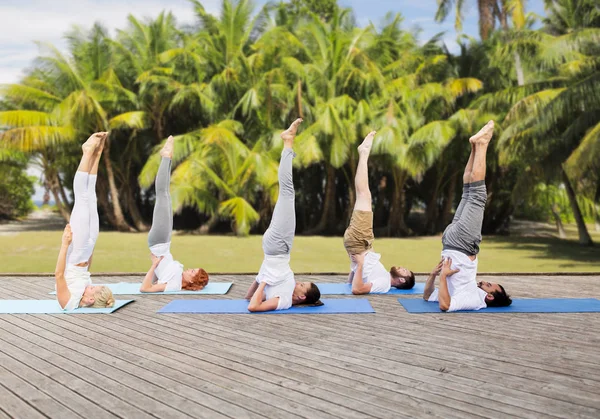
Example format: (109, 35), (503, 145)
(158, 298), (375, 314)
(398, 298), (600, 313)
(0, 300), (133, 314)
(316, 282), (425, 295)
(50, 282), (232, 295)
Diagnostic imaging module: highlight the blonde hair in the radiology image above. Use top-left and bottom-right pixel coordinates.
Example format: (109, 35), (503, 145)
(91, 286), (115, 308)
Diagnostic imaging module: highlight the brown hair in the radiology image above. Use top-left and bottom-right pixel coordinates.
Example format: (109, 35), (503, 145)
(390, 267), (415, 290)
(183, 268), (209, 291)
(302, 282), (323, 306)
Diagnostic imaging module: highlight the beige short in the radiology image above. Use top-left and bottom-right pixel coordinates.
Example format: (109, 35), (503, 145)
(343, 210), (374, 255)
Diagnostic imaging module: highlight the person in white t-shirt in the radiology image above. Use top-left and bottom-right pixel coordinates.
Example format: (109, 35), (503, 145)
(140, 135), (209, 293)
(245, 119), (322, 312)
(54, 133), (114, 311)
(423, 121), (512, 312)
(343, 131), (415, 295)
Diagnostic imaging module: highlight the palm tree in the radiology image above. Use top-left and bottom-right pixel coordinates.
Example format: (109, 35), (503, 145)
(435, 0), (528, 85)
(0, 24), (146, 231)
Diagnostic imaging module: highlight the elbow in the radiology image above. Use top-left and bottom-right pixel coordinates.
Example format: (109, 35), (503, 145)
(439, 302), (450, 311)
(54, 272), (64, 281)
(352, 287), (366, 295)
(247, 303), (259, 312)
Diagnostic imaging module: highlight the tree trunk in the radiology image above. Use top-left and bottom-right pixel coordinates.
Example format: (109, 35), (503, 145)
(387, 167), (410, 236)
(96, 177), (117, 228)
(126, 182), (149, 231)
(103, 136), (134, 232)
(562, 167), (593, 246)
(514, 51), (525, 86)
(307, 164), (337, 234)
(197, 212), (220, 234)
(296, 79), (304, 119)
(441, 172), (457, 228)
(551, 203), (567, 239)
(49, 183), (70, 222)
(424, 168), (443, 234)
(56, 174), (70, 208)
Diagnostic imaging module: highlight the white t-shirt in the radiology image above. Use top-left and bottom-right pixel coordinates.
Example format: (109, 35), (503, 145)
(61, 264), (92, 311)
(428, 249), (487, 312)
(150, 242), (183, 292)
(256, 254), (294, 310)
(350, 251), (391, 293)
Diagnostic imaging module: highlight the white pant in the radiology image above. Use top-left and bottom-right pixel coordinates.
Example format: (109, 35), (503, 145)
(66, 171), (99, 266)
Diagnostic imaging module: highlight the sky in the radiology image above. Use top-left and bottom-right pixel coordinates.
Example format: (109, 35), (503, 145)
(0, 0), (546, 202)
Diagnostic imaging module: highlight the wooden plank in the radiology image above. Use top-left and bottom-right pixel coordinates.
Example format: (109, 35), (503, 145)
(0, 318), (209, 419)
(0, 383), (48, 419)
(0, 365), (79, 419)
(0, 339), (119, 419)
(27, 314), (315, 419)
(42, 313), (384, 419)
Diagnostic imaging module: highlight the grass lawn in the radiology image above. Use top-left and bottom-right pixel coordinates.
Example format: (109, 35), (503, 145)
(1, 223), (599, 273)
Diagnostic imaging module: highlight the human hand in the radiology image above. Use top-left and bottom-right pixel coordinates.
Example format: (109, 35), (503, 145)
(151, 255), (164, 268)
(430, 259), (443, 276)
(441, 258), (460, 277)
(61, 224), (72, 246)
(351, 252), (366, 265)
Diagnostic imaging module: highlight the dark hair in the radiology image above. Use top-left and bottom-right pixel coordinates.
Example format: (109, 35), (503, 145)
(390, 267), (415, 289)
(303, 282), (323, 306)
(486, 284), (512, 307)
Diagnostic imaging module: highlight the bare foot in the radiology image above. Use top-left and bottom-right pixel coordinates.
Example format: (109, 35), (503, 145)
(358, 131), (376, 155)
(469, 120), (494, 146)
(160, 135), (175, 159)
(281, 118), (303, 146)
(82, 132), (105, 154)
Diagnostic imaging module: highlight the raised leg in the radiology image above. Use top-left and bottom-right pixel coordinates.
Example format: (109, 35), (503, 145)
(442, 121), (494, 256)
(67, 134), (103, 265)
(262, 119), (302, 256)
(353, 131), (376, 212)
(148, 136), (175, 249)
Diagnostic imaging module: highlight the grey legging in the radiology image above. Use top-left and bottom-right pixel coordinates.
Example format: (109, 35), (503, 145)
(262, 148), (296, 256)
(441, 180), (487, 256)
(148, 157), (173, 248)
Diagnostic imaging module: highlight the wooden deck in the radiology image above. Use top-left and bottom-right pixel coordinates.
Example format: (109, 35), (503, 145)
(1, 274), (599, 419)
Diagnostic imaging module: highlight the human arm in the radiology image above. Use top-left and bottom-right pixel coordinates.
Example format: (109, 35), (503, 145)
(438, 258), (460, 311)
(351, 253), (372, 295)
(55, 225), (72, 309)
(347, 271), (355, 284)
(140, 255), (167, 293)
(245, 280), (259, 300)
(423, 259), (443, 300)
(247, 282), (280, 312)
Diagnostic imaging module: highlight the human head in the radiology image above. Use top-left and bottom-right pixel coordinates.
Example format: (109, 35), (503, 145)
(292, 281), (323, 306)
(182, 268), (209, 291)
(390, 266), (415, 289)
(478, 281), (512, 307)
(80, 285), (115, 308)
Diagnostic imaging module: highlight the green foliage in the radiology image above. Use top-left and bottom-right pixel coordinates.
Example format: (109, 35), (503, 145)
(0, 153), (35, 219)
(1, 0), (599, 240)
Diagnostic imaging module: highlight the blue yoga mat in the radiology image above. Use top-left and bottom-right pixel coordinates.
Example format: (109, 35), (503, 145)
(0, 300), (133, 314)
(398, 298), (600, 313)
(316, 282), (425, 295)
(50, 282), (232, 295)
(158, 298), (375, 314)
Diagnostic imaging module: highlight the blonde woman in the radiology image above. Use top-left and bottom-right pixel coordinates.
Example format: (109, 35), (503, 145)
(54, 132), (115, 310)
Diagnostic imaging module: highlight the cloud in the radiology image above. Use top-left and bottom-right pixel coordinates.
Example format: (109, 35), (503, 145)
(0, 0), (226, 84)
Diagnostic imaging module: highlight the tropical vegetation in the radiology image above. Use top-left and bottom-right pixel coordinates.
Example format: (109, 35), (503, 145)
(0, 0), (598, 246)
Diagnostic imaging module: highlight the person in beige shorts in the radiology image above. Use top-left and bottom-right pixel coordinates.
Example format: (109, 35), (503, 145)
(344, 131), (415, 294)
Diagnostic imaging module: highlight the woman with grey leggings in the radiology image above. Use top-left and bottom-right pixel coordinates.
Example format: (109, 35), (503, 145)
(246, 118), (321, 311)
(140, 135), (209, 292)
